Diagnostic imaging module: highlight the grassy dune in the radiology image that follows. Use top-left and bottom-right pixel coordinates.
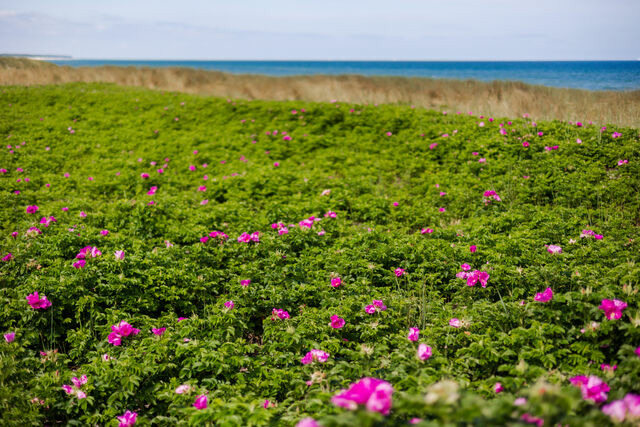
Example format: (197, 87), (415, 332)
(1, 57), (639, 127)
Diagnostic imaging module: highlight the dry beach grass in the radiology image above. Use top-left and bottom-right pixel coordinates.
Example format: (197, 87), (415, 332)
(1, 57), (639, 127)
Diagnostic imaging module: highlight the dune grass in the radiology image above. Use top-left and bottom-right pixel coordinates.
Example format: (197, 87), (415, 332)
(1, 57), (639, 128)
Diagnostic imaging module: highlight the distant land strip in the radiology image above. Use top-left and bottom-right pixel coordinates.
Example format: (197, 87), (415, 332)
(1, 57), (638, 127)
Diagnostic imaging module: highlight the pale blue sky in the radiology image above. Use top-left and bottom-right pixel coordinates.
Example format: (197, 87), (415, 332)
(1, 0), (639, 60)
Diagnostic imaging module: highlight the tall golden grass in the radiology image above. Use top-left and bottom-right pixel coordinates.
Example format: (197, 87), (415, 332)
(1, 57), (639, 127)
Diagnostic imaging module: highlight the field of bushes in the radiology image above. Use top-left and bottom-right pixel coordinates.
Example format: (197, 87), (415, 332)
(1, 82), (639, 426)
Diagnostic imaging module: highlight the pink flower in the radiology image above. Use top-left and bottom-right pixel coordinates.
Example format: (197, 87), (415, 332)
(394, 268), (405, 277)
(2, 253), (12, 262)
(295, 418), (319, 427)
(200, 199), (208, 205)
(152, 327), (166, 336)
(263, 399), (272, 409)
(26, 291), (52, 309)
(240, 279), (251, 287)
(636, 347), (640, 357)
(79, 211), (87, 218)
(599, 299), (627, 320)
(534, 287), (553, 303)
(115, 250), (125, 260)
(482, 190), (501, 203)
(570, 375), (609, 403)
(100, 230), (109, 236)
(73, 260), (86, 269)
(417, 344), (432, 360)
(198, 185), (206, 192)
(439, 207), (446, 212)
(147, 186), (157, 195)
(273, 162), (280, 167)
(26, 205), (39, 214)
(107, 321), (140, 346)
(321, 189), (331, 196)
(332, 377), (394, 415)
(330, 315), (345, 329)
(520, 413), (544, 426)
(4, 332), (15, 343)
(77, 390), (87, 398)
(189, 165), (196, 171)
(429, 143), (438, 150)
(600, 363), (617, 373)
(117, 410), (138, 427)
(331, 277), (342, 288)
(547, 245), (562, 254)
(140, 173), (149, 179)
(464, 270), (490, 287)
(324, 211), (337, 218)
(493, 382), (504, 393)
(272, 308), (290, 320)
(522, 141), (530, 147)
(602, 394), (640, 423)
(469, 245), (477, 253)
(175, 384), (191, 394)
(421, 228), (434, 234)
(301, 349), (330, 365)
(392, 202), (399, 207)
(449, 318), (461, 328)
(224, 300), (234, 310)
(618, 159), (628, 166)
(407, 327), (420, 342)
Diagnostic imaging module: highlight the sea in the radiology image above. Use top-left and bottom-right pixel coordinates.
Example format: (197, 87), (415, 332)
(47, 60), (640, 92)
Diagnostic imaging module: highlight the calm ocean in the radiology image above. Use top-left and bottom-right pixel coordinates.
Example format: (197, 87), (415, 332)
(48, 60), (640, 91)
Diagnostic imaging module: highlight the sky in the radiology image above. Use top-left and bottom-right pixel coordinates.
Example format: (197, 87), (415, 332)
(1, 0), (639, 60)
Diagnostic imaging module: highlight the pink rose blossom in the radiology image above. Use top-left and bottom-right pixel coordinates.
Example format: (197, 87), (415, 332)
(331, 377), (394, 415)
(407, 327), (420, 342)
(26, 291), (52, 309)
(417, 344), (432, 360)
(534, 287), (553, 303)
(330, 315), (345, 329)
(4, 332), (15, 343)
(599, 299), (627, 320)
(331, 277), (342, 288)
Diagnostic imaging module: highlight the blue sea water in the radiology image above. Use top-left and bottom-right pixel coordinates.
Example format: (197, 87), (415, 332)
(48, 60), (640, 91)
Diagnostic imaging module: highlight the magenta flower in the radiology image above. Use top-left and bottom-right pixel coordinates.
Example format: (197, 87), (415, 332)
(301, 349), (330, 365)
(332, 377), (394, 415)
(100, 230), (109, 236)
(599, 299), (627, 320)
(240, 279), (251, 287)
(117, 410), (138, 427)
(449, 318), (461, 328)
(152, 327), (166, 336)
(26, 291), (52, 309)
(107, 321), (140, 346)
(534, 287), (553, 303)
(140, 173), (149, 179)
(224, 300), (234, 310)
(464, 270), (490, 287)
(4, 332), (15, 343)
(79, 211), (87, 218)
(407, 327), (420, 342)
(417, 344), (432, 360)
(470, 245), (477, 253)
(2, 253), (12, 262)
(365, 300), (387, 314)
(493, 382), (504, 393)
(394, 268), (405, 277)
(272, 308), (290, 320)
(482, 190), (501, 203)
(547, 245), (562, 254)
(115, 250), (125, 260)
(636, 347), (640, 357)
(521, 413), (544, 426)
(570, 375), (609, 403)
(330, 277), (342, 288)
(618, 159), (628, 165)
(26, 227), (42, 237)
(26, 205), (39, 214)
(421, 228), (434, 234)
(193, 394), (208, 410)
(330, 315), (345, 329)
(324, 211), (337, 218)
(73, 259), (86, 269)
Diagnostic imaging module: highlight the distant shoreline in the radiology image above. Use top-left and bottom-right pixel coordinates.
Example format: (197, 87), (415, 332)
(1, 57), (639, 127)
(38, 58), (640, 92)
